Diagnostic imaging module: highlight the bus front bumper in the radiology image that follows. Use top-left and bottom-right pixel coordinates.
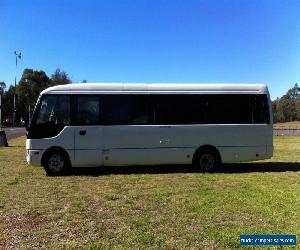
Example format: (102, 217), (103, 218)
(27, 149), (43, 166)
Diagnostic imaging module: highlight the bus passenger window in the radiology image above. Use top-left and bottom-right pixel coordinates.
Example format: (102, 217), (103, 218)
(104, 95), (153, 125)
(77, 96), (101, 125)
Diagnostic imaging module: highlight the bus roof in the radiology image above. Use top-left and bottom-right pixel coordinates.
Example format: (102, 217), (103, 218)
(41, 83), (269, 95)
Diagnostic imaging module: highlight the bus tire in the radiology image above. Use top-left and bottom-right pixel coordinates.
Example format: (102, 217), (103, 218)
(42, 148), (70, 176)
(193, 146), (221, 172)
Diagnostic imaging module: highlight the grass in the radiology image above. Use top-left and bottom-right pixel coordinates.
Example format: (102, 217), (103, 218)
(0, 136), (299, 249)
(274, 121), (300, 129)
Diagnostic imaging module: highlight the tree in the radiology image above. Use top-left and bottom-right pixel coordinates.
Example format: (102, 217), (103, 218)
(50, 68), (71, 85)
(272, 83), (300, 123)
(272, 100), (279, 123)
(0, 82), (6, 93)
(285, 83), (300, 100)
(16, 69), (51, 123)
(2, 85), (15, 124)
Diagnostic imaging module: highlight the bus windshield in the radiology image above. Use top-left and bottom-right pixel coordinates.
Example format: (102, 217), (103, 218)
(33, 95), (70, 126)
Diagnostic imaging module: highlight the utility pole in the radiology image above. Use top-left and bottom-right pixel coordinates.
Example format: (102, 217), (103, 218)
(0, 87), (8, 146)
(13, 51), (21, 127)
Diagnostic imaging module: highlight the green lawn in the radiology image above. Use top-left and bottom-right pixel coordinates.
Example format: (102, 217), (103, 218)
(0, 136), (299, 249)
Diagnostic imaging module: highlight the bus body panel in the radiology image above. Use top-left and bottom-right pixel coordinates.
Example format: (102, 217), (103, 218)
(103, 148), (194, 166)
(27, 124), (273, 167)
(102, 124), (272, 166)
(26, 126), (74, 166)
(73, 126), (103, 167)
(219, 146), (267, 162)
(26, 125), (273, 167)
(26, 126), (103, 167)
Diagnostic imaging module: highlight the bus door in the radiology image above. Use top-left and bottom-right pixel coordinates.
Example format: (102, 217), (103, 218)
(73, 96), (103, 167)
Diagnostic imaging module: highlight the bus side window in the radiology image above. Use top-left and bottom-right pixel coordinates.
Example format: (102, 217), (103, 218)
(77, 96), (101, 125)
(104, 95), (153, 125)
(153, 95), (206, 125)
(252, 95), (270, 124)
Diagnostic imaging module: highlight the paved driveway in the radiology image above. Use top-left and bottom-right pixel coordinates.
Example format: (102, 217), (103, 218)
(2, 127), (26, 140)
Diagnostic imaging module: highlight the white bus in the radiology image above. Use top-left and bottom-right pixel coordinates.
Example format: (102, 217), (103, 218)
(26, 83), (273, 175)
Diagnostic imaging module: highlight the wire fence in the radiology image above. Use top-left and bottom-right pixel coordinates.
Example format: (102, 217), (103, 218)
(273, 128), (300, 136)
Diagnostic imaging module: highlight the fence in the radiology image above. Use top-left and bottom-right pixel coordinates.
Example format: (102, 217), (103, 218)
(273, 128), (300, 136)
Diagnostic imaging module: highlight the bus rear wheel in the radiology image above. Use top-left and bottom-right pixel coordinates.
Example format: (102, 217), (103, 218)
(193, 148), (221, 172)
(43, 150), (70, 176)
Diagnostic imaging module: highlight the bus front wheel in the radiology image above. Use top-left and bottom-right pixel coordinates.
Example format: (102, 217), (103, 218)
(43, 149), (70, 176)
(193, 147), (221, 172)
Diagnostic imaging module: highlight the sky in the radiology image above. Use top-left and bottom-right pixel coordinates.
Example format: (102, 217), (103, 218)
(0, 0), (299, 100)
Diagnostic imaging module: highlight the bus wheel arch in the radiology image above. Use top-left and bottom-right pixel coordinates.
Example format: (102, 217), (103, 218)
(41, 146), (71, 175)
(193, 145), (222, 172)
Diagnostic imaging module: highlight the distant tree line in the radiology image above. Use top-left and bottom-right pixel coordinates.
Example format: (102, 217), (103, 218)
(272, 83), (300, 123)
(0, 68), (71, 125)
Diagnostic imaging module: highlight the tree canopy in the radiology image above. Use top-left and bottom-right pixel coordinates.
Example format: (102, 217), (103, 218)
(272, 83), (300, 122)
(0, 82), (6, 93)
(51, 69), (71, 86)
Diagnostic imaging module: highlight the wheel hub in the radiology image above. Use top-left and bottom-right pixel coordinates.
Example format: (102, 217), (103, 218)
(48, 154), (64, 172)
(199, 153), (215, 170)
